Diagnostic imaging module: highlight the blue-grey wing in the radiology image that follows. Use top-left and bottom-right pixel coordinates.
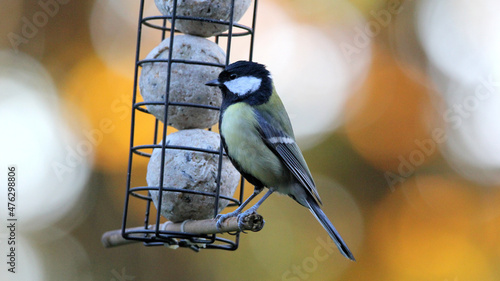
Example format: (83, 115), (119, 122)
(253, 105), (322, 206)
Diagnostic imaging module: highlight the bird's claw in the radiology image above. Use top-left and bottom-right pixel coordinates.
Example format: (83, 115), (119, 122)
(237, 213), (248, 233)
(216, 211), (240, 232)
(216, 208), (258, 233)
(215, 214), (226, 232)
(236, 208), (258, 232)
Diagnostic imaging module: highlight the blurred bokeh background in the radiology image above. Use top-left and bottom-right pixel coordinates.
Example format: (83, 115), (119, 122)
(1, 0), (500, 280)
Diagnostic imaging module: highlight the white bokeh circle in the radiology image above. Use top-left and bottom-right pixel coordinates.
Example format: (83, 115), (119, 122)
(0, 51), (92, 232)
(417, 0), (500, 184)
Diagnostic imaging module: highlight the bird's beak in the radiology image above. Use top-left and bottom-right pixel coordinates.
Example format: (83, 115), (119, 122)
(205, 79), (221, 87)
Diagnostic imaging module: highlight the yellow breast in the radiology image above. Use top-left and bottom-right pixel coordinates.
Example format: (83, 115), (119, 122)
(221, 103), (284, 187)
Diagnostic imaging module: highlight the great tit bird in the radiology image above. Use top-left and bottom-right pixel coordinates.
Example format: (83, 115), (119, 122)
(205, 61), (355, 261)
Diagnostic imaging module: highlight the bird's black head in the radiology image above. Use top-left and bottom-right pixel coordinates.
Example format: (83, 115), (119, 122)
(206, 61), (273, 106)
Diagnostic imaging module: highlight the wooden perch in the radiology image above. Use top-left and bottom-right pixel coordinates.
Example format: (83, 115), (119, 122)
(102, 212), (264, 248)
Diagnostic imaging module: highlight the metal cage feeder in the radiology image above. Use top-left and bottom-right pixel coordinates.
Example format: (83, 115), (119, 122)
(102, 0), (261, 252)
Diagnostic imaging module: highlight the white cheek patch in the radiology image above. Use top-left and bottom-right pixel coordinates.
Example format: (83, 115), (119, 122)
(224, 76), (262, 96)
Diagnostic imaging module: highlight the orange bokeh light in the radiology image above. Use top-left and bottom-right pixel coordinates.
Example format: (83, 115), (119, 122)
(344, 45), (440, 173)
(63, 55), (154, 172)
(368, 175), (493, 280)
(477, 188), (500, 258)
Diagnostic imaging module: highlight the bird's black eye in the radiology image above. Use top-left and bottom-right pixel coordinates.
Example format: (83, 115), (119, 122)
(229, 73), (237, 80)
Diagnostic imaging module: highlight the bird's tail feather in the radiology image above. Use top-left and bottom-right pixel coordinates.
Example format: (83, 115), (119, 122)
(306, 197), (355, 261)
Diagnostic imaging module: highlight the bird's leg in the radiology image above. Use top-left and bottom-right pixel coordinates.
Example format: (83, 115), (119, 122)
(216, 188), (263, 230)
(236, 189), (274, 230)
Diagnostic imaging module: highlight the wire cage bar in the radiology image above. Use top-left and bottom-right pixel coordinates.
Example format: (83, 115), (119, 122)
(121, 0), (259, 251)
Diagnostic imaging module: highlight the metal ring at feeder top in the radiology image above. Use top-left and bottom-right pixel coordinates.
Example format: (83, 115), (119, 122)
(141, 15), (254, 37)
